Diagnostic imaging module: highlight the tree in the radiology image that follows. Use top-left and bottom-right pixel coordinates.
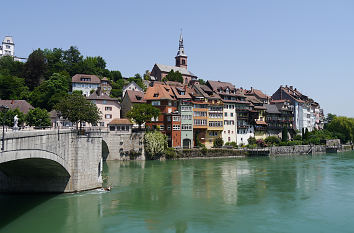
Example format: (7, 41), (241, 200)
(162, 70), (183, 83)
(248, 137), (257, 145)
(126, 104), (160, 129)
(55, 92), (101, 130)
(326, 116), (354, 143)
(198, 79), (206, 85)
(0, 56), (24, 78)
(24, 49), (48, 90)
(265, 136), (281, 146)
(0, 74), (29, 100)
(25, 108), (51, 127)
(110, 70), (123, 82)
(213, 137), (224, 148)
(282, 127), (289, 142)
(143, 70), (151, 80)
(144, 131), (167, 160)
(63, 46), (84, 76)
(30, 73), (70, 111)
(0, 108), (25, 127)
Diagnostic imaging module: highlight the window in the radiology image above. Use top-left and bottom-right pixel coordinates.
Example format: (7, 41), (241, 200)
(225, 112), (228, 117)
(105, 107), (112, 111)
(153, 93), (159, 97)
(103, 100), (107, 104)
(181, 106), (192, 111)
(194, 111), (207, 117)
(181, 124), (192, 130)
(105, 114), (112, 119)
(167, 125), (171, 130)
(109, 126), (115, 131)
(209, 121), (223, 127)
(159, 125), (164, 130)
(173, 116), (180, 122)
(228, 130), (230, 134)
(168, 101), (172, 106)
(228, 137), (231, 142)
(99, 122), (104, 127)
(209, 131), (218, 136)
(6, 45), (10, 49)
(173, 125), (180, 130)
(152, 101), (160, 106)
(182, 59), (186, 65)
(167, 116), (171, 122)
(194, 119), (207, 125)
(182, 115), (192, 120)
(231, 113), (234, 117)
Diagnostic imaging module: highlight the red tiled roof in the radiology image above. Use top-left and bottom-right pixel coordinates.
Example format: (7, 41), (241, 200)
(0, 100), (34, 114)
(108, 118), (132, 125)
(72, 74), (101, 84)
(126, 90), (146, 103)
(144, 84), (176, 100)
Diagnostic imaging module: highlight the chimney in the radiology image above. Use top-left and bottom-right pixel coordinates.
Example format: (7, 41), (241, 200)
(251, 87), (253, 91)
(285, 85), (288, 88)
(290, 86), (293, 90)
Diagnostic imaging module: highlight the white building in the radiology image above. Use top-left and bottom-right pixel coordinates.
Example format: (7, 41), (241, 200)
(72, 74), (101, 97)
(0, 36), (15, 57)
(223, 103), (237, 144)
(122, 81), (143, 97)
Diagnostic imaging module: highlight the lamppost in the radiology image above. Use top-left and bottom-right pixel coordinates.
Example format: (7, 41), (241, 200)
(57, 112), (61, 141)
(1, 105), (9, 151)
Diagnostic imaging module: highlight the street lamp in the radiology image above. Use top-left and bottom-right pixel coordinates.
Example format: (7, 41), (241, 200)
(57, 112), (62, 141)
(1, 105), (9, 151)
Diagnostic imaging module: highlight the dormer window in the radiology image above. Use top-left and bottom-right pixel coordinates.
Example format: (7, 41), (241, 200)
(136, 96), (142, 100)
(153, 93), (159, 97)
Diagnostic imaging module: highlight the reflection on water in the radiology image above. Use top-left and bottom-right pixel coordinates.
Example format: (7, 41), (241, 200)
(1, 152), (354, 233)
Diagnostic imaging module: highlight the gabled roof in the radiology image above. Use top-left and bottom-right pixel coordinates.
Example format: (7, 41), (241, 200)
(123, 81), (143, 92)
(108, 118), (133, 125)
(170, 86), (192, 99)
(154, 64), (196, 77)
(72, 74), (101, 84)
(0, 100), (34, 114)
(87, 91), (118, 101)
(246, 88), (269, 100)
(164, 81), (184, 87)
(125, 90), (146, 103)
(265, 104), (281, 114)
(207, 80), (236, 92)
(193, 84), (221, 100)
(144, 84), (176, 101)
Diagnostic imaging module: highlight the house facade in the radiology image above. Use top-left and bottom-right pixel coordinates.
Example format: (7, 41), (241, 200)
(72, 74), (101, 97)
(87, 89), (121, 127)
(122, 81), (144, 97)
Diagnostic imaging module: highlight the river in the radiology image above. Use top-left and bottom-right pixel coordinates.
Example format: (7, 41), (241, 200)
(1, 152), (354, 233)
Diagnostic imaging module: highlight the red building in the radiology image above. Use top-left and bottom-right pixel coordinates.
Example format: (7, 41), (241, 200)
(144, 83), (181, 147)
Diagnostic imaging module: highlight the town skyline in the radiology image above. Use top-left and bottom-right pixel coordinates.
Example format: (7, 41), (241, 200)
(2, 0), (354, 117)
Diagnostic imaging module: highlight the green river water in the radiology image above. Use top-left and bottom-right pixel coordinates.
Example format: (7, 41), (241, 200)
(1, 152), (354, 233)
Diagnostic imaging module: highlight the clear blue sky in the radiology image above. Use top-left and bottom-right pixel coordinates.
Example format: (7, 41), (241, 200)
(2, 0), (354, 117)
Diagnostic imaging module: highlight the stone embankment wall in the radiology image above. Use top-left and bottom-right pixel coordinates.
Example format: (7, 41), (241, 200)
(102, 132), (145, 161)
(175, 148), (245, 159)
(269, 145), (326, 156)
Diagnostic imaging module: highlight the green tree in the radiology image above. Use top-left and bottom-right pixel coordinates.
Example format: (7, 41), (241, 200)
(265, 136), (281, 146)
(198, 79), (206, 85)
(162, 70), (183, 83)
(144, 131), (167, 160)
(55, 92), (101, 130)
(25, 108), (51, 127)
(0, 56), (24, 78)
(63, 46), (84, 76)
(43, 48), (66, 78)
(30, 73), (70, 111)
(248, 137), (257, 145)
(213, 137), (224, 148)
(110, 70), (123, 82)
(24, 49), (48, 90)
(126, 104), (160, 129)
(0, 74), (29, 100)
(0, 108), (26, 127)
(143, 70), (151, 80)
(326, 116), (354, 143)
(282, 127), (289, 142)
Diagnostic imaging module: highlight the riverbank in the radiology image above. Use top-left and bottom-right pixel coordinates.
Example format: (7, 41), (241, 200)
(170, 144), (354, 160)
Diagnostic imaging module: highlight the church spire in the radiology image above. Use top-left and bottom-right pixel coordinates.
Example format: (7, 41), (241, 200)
(175, 31), (187, 69)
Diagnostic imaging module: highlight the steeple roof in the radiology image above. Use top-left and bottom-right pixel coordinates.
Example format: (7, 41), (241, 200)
(176, 32), (187, 57)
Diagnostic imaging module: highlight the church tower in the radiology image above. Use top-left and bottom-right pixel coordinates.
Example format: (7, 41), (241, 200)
(175, 33), (187, 69)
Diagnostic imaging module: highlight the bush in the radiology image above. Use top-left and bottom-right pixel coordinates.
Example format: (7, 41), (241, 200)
(224, 141), (238, 149)
(265, 136), (281, 146)
(144, 131), (167, 160)
(213, 137), (224, 148)
(248, 137), (257, 145)
(293, 135), (302, 141)
(247, 144), (257, 149)
(201, 145), (208, 155)
(287, 140), (303, 146)
(256, 139), (266, 148)
(164, 148), (178, 159)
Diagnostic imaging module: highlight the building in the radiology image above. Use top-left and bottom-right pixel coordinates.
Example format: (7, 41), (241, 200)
(171, 85), (194, 148)
(72, 74), (112, 97)
(87, 89), (121, 127)
(0, 36), (14, 57)
(206, 80), (238, 144)
(271, 85), (323, 132)
(0, 36), (26, 61)
(122, 81), (144, 97)
(234, 89), (254, 145)
(246, 95), (267, 140)
(150, 34), (197, 85)
(192, 84), (223, 148)
(107, 118), (133, 134)
(144, 83), (178, 147)
(265, 100), (294, 138)
(0, 100), (34, 114)
(121, 90), (145, 118)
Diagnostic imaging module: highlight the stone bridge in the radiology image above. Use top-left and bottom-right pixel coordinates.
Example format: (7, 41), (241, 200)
(0, 129), (103, 193)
